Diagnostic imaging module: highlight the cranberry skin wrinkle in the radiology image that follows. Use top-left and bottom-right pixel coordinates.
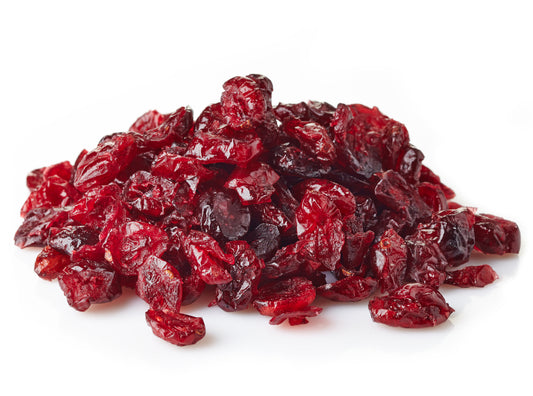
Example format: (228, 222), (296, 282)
(473, 213), (520, 255)
(145, 309), (206, 347)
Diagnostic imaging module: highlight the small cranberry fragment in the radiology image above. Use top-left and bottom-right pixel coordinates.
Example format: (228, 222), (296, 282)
(58, 260), (122, 311)
(283, 118), (336, 165)
(15, 207), (69, 248)
(136, 256), (182, 314)
(473, 213), (521, 255)
(371, 229), (408, 293)
(145, 309), (205, 346)
(445, 265), (499, 288)
(253, 277), (316, 317)
(269, 306), (322, 326)
(26, 161), (73, 192)
(318, 275), (377, 302)
(21, 175), (80, 217)
(129, 109), (168, 133)
(225, 162), (280, 205)
(34, 246), (71, 280)
(368, 283), (454, 328)
(48, 225), (99, 256)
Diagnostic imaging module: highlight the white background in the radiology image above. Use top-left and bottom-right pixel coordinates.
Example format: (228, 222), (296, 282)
(1, 1), (532, 395)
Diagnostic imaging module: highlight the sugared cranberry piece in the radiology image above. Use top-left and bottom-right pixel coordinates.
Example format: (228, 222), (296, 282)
(445, 265), (499, 288)
(473, 213), (520, 255)
(145, 309), (205, 347)
(368, 283), (454, 328)
(58, 260), (122, 312)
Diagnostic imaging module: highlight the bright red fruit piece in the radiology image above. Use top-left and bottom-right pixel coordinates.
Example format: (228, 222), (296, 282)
(253, 277), (316, 317)
(445, 265), (499, 288)
(58, 260), (122, 311)
(225, 162), (280, 205)
(145, 309), (205, 347)
(368, 283), (454, 328)
(34, 246), (71, 280)
(136, 256), (182, 315)
(473, 213), (520, 255)
(371, 229), (408, 293)
(21, 175), (80, 217)
(269, 306), (322, 326)
(318, 276), (377, 302)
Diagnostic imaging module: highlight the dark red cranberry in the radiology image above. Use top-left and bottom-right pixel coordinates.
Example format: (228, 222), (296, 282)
(370, 229), (408, 293)
(129, 109), (169, 133)
(58, 260), (122, 312)
(122, 171), (176, 218)
(15, 207), (70, 248)
(445, 265), (499, 288)
(34, 246), (71, 280)
(254, 277), (316, 317)
(318, 275), (377, 302)
(473, 213), (520, 255)
(225, 162), (280, 205)
(247, 223), (281, 261)
(26, 161), (73, 192)
(145, 309), (205, 346)
(21, 175), (80, 217)
(269, 305), (322, 326)
(368, 283), (454, 328)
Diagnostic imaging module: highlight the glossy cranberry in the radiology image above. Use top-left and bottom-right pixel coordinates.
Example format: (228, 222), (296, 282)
(34, 246), (71, 280)
(21, 175), (80, 217)
(405, 234), (447, 288)
(58, 260), (122, 311)
(26, 161), (73, 192)
(15, 207), (69, 248)
(122, 171), (176, 218)
(269, 305), (322, 326)
(145, 309), (205, 346)
(283, 118), (336, 165)
(445, 264), (499, 288)
(48, 225), (99, 256)
(215, 241), (264, 312)
(368, 283), (454, 328)
(247, 223), (281, 261)
(271, 143), (331, 179)
(129, 109), (169, 133)
(74, 132), (137, 192)
(473, 213), (520, 255)
(103, 221), (169, 276)
(136, 107), (193, 151)
(293, 178), (356, 218)
(253, 277), (316, 317)
(186, 132), (263, 165)
(136, 256), (182, 315)
(225, 162), (280, 205)
(418, 182), (448, 212)
(371, 229), (408, 293)
(318, 275), (377, 302)
(419, 165), (455, 200)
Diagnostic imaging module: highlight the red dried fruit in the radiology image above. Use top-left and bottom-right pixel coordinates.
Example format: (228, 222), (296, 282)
(225, 162), (280, 205)
(136, 256), (182, 314)
(15, 74), (522, 345)
(296, 190), (345, 271)
(269, 305), (322, 326)
(253, 277), (316, 317)
(103, 221), (169, 276)
(318, 275), (377, 302)
(177, 229), (234, 285)
(145, 309), (205, 347)
(34, 246), (71, 280)
(445, 265), (499, 288)
(371, 229), (408, 293)
(74, 132), (137, 192)
(368, 283), (454, 328)
(58, 260), (122, 312)
(473, 213), (520, 255)
(214, 241), (264, 312)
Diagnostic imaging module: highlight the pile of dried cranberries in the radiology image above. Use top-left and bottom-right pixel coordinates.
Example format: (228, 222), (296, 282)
(15, 75), (521, 346)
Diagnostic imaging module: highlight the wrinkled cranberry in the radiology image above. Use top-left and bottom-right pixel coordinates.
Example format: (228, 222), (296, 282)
(48, 225), (99, 256)
(318, 275), (377, 302)
(405, 234), (447, 288)
(21, 175), (80, 217)
(58, 260), (122, 312)
(269, 306), (322, 326)
(282, 118), (336, 165)
(371, 229), (408, 293)
(473, 213), (520, 255)
(445, 265), (499, 288)
(74, 132), (137, 192)
(103, 221), (169, 276)
(271, 143), (331, 179)
(215, 241), (264, 312)
(419, 165), (455, 200)
(26, 161), (73, 192)
(293, 179), (356, 218)
(197, 188), (251, 242)
(136, 107), (193, 151)
(34, 246), (71, 280)
(145, 309), (205, 347)
(129, 109), (169, 133)
(15, 207), (70, 248)
(368, 283), (454, 328)
(254, 277), (316, 317)
(186, 132), (263, 165)
(418, 182), (448, 212)
(136, 256), (182, 315)
(247, 223), (281, 261)
(122, 171), (176, 218)
(225, 162), (280, 205)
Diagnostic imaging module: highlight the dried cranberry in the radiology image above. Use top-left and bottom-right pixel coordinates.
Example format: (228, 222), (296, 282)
(136, 107), (193, 151)
(253, 277), (316, 317)
(371, 229), (408, 293)
(58, 260), (122, 312)
(215, 241), (264, 312)
(405, 234), (447, 288)
(368, 283), (454, 328)
(186, 132), (263, 165)
(122, 171), (176, 218)
(34, 246), (71, 280)
(145, 309), (205, 346)
(136, 256), (182, 315)
(26, 161), (73, 192)
(225, 162), (280, 205)
(247, 223), (281, 261)
(318, 275), (377, 302)
(473, 213), (520, 255)
(445, 265), (499, 288)
(48, 225), (99, 256)
(269, 306), (322, 326)
(103, 221), (169, 276)
(21, 175), (80, 217)
(282, 118), (336, 165)
(129, 109), (169, 133)
(15, 207), (69, 248)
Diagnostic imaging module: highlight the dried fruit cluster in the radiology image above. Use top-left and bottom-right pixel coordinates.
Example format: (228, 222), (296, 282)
(15, 75), (521, 346)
